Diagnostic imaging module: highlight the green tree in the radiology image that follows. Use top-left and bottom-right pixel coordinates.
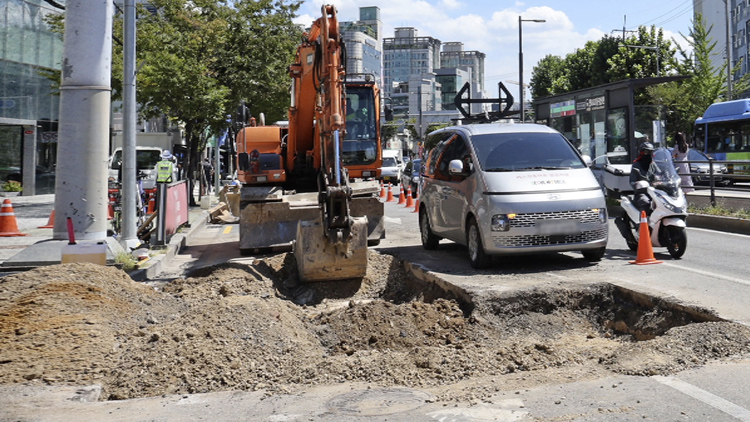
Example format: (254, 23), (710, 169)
(530, 54), (565, 99)
(110, 0), (301, 204)
(530, 26), (676, 99)
(648, 13), (750, 136)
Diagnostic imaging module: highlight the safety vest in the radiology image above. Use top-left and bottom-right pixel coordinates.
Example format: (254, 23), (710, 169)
(156, 160), (174, 183)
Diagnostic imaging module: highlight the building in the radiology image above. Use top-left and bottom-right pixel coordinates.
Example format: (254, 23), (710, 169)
(382, 28), (442, 96)
(440, 42), (485, 95)
(0, 0), (65, 195)
(341, 6), (382, 83)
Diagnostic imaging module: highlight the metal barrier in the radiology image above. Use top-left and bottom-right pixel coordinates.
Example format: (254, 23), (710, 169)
(676, 158), (750, 206)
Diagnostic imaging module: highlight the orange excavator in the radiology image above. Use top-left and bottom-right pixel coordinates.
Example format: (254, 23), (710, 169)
(235, 4), (384, 281)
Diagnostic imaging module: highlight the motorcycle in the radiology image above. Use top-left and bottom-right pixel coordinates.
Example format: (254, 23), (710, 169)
(615, 147), (688, 258)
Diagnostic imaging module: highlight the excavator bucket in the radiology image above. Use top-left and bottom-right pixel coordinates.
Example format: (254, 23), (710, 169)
(294, 216), (369, 282)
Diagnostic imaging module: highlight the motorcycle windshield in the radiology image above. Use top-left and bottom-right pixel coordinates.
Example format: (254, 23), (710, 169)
(650, 148), (682, 196)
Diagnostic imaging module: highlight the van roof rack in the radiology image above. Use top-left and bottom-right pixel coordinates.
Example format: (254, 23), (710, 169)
(454, 82), (517, 123)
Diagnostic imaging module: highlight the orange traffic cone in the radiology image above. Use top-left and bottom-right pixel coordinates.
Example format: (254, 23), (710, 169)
(412, 197), (420, 213)
(630, 211), (662, 265)
(38, 209), (55, 229)
(404, 186), (414, 207)
(0, 199), (27, 237)
(385, 183), (394, 202)
(397, 185), (406, 204)
(379, 181), (386, 198)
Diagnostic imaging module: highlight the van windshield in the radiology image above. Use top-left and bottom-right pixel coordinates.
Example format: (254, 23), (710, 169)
(471, 133), (586, 172)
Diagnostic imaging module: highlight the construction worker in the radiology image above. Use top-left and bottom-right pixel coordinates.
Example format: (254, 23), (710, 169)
(155, 150), (175, 184)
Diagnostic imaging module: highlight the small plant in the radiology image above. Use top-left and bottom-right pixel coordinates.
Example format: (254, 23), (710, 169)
(115, 251), (138, 272)
(2, 180), (22, 192)
(689, 203), (750, 220)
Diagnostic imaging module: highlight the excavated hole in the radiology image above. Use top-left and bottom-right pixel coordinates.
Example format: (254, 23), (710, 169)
(479, 283), (724, 342)
(3, 254), (750, 404)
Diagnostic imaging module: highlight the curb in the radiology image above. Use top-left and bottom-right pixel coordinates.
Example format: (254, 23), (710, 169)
(686, 213), (750, 236)
(128, 209), (209, 281)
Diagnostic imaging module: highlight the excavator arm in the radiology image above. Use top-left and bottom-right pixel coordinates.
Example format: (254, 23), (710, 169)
(293, 5), (370, 281)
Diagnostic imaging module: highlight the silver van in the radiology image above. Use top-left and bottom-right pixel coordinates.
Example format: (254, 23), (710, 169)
(418, 123), (608, 268)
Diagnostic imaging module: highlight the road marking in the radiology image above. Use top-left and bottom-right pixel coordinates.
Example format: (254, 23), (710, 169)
(654, 376), (750, 421)
(384, 216), (402, 225)
(223, 226), (233, 234)
(689, 227), (750, 239)
(661, 261), (750, 287)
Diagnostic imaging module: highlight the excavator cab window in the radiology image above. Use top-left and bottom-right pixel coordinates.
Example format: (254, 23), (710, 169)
(343, 86), (378, 165)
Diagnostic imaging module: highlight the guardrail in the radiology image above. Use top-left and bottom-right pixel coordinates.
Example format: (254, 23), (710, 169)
(677, 158), (750, 206)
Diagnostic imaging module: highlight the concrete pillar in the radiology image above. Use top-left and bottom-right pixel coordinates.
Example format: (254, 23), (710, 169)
(53, 0), (113, 241)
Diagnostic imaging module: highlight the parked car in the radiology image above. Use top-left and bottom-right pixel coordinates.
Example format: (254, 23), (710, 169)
(400, 158), (422, 196)
(419, 123), (608, 269)
(669, 148), (728, 185)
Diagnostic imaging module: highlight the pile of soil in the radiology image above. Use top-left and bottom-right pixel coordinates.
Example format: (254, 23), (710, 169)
(2, 253), (750, 402)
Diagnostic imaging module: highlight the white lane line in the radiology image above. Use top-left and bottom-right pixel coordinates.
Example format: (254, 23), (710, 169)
(661, 261), (750, 288)
(654, 376), (750, 421)
(384, 216), (402, 225)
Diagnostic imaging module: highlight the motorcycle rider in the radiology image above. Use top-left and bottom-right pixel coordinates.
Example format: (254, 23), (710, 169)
(630, 141), (657, 215)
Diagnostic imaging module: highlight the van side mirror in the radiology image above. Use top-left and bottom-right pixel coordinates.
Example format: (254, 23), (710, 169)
(448, 159), (466, 175)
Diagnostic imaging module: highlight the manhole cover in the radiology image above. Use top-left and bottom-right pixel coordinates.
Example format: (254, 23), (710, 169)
(326, 387), (434, 416)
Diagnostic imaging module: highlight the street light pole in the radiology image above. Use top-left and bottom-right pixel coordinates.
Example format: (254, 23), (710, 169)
(519, 16), (545, 123)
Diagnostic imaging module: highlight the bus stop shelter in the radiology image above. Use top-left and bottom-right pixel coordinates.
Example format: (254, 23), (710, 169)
(533, 76), (689, 197)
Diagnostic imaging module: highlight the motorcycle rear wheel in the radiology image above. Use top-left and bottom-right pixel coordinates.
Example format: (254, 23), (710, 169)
(665, 226), (687, 259)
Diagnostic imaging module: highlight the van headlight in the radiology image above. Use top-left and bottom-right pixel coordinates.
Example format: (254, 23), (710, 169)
(594, 208), (607, 223)
(492, 214), (516, 231)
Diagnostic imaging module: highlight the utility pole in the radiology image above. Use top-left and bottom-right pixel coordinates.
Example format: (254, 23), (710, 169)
(53, 0), (113, 241)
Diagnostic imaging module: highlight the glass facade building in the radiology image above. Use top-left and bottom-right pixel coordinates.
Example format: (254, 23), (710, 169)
(1, 0), (64, 194)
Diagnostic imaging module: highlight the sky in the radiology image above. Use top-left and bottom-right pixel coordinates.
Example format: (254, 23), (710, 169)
(294, 0), (696, 96)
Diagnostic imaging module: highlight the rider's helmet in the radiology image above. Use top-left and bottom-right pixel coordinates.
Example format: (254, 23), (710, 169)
(639, 142), (655, 154)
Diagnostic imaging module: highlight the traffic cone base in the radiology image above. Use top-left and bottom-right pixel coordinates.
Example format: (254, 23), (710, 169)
(38, 209), (55, 229)
(0, 199), (27, 237)
(629, 211), (662, 265)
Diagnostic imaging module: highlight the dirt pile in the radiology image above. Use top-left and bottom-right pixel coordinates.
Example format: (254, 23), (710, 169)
(2, 253), (750, 402)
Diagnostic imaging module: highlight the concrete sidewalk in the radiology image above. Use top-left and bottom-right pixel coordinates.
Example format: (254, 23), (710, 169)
(0, 193), (210, 277)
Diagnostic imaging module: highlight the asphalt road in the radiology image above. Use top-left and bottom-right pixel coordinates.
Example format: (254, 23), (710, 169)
(4, 194), (750, 421)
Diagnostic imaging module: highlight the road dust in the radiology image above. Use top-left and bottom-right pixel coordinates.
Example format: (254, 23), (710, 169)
(2, 252), (750, 402)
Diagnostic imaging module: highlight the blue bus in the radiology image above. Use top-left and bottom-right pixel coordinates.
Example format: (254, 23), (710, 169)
(694, 99), (750, 181)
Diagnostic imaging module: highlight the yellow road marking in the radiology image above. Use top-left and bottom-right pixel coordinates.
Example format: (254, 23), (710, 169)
(223, 226), (233, 234)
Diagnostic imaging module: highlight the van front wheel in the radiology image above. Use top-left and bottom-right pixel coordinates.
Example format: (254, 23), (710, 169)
(467, 218), (491, 269)
(420, 209), (440, 250)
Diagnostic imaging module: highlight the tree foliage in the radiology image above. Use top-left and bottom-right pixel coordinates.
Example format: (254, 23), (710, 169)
(530, 26), (677, 99)
(110, 0), (302, 203)
(647, 13), (750, 136)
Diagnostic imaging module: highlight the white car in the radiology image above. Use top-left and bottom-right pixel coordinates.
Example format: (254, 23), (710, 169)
(379, 151), (403, 184)
(418, 123), (608, 269)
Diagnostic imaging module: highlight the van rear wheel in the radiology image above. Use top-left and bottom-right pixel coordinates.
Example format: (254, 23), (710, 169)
(467, 217), (491, 269)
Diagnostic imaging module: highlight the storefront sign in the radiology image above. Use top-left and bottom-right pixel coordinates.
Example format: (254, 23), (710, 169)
(576, 96), (606, 112)
(550, 100), (576, 118)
